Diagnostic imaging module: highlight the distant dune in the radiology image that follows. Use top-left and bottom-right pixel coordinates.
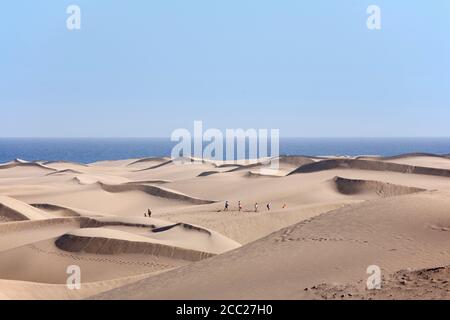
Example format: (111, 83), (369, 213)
(47, 169), (84, 176)
(288, 158), (450, 177)
(127, 157), (171, 167)
(0, 159), (56, 172)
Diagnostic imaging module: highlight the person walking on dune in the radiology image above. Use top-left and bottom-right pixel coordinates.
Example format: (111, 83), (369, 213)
(238, 201), (242, 212)
(254, 202), (259, 212)
(147, 209), (152, 217)
(224, 201), (229, 211)
(266, 202), (271, 211)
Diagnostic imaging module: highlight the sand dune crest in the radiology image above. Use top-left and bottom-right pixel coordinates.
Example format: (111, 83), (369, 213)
(332, 176), (425, 197)
(98, 182), (217, 204)
(289, 158), (450, 177)
(55, 229), (215, 262)
(0, 196), (49, 221)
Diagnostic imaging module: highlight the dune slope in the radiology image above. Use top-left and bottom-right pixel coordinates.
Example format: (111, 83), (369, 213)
(92, 191), (450, 299)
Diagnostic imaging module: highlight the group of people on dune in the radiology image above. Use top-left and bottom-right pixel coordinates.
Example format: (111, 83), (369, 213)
(223, 200), (286, 212)
(144, 201), (287, 218)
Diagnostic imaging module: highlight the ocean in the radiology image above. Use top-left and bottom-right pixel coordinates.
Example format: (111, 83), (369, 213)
(1, 138), (450, 164)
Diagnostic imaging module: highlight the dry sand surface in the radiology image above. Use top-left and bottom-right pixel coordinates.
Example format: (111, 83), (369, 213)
(1, 155), (450, 300)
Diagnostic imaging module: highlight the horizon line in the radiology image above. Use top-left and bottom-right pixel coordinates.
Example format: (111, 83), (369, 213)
(2, 136), (450, 139)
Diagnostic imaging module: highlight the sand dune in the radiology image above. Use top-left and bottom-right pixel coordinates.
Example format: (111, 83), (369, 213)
(1, 154), (450, 300)
(357, 152), (449, 161)
(289, 158), (450, 177)
(125, 179), (172, 184)
(225, 162), (268, 172)
(0, 196), (50, 221)
(247, 168), (289, 177)
(276, 155), (315, 167)
(43, 160), (89, 167)
(0, 274), (149, 300)
(197, 156), (312, 178)
(77, 216), (241, 254)
(55, 228), (215, 262)
(332, 176), (425, 197)
(212, 157), (270, 168)
(0, 159), (56, 172)
(0, 218), (81, 252)
(80, 216), (160, 228)
(30, 203), (83, 217)
(73, 174), (131, 185)
(231, 156), (314, 177)
(0, 215), (238, 287)
(197, 171), (220, 177)
(93, 191), (450, 299)
(127, 157), (171, 167)
(0, 238), (188, 284)
(133, 160), (175, 171)
(47, 169), (84, 176)
(214, 163), (241, 169)
(97, 182), (217, 204)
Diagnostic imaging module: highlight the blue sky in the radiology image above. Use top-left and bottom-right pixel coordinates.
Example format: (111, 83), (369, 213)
(1, 1), (449, 137)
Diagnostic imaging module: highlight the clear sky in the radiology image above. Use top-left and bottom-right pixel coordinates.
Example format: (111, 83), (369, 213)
(1, 1), (449, 137)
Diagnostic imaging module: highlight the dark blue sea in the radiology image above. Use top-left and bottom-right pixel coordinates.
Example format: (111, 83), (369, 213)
(1, 138), (450, 164)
